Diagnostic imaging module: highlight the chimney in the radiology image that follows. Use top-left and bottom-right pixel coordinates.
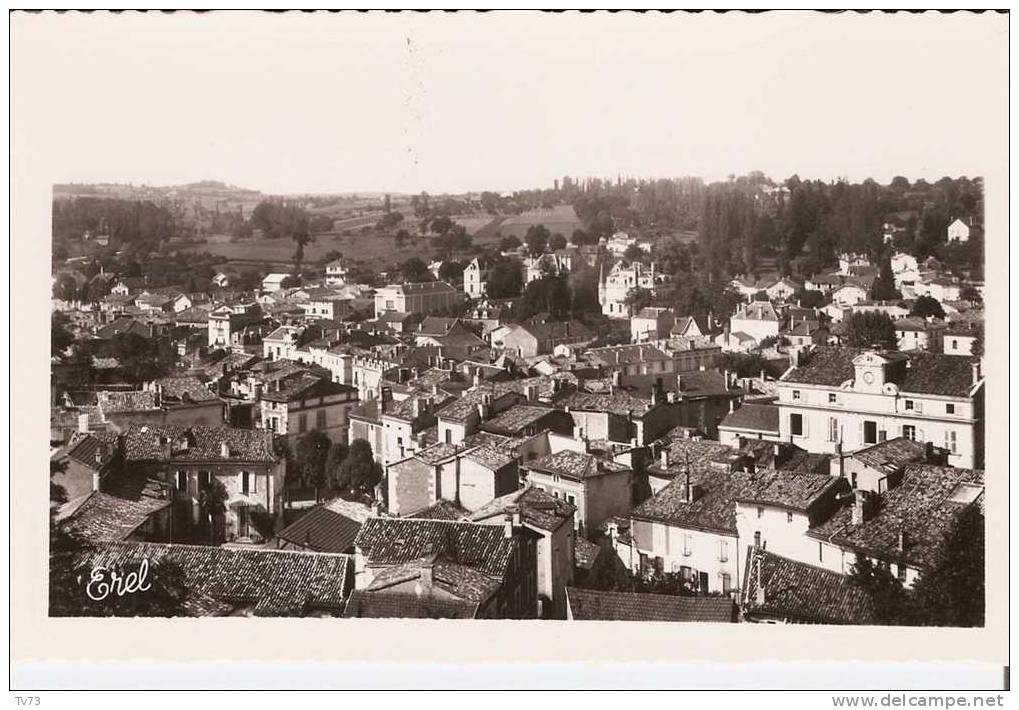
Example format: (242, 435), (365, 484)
(924, 441), (934, 462)
(220, 441), (231, 459)
(660, 449), (669, 468)
(675, 373), (682, 393)
(611, 370), (622, 387)
(852, 490), (869, 526)
(78, 413), (90, 433)
(651, 378), (663, 406)
(971, 361), (981, 386)
(473, 371), (481, 388)
(417, 561), (434, 593)
(897, 529), (907, 553)
(504, 513), (515, 539)
(728, 399), (735, 414)
(94, 449), (103, 466)
(92, 470), (101, 492)
(684, 466), (693, 503)
(411, 397), (422, 419)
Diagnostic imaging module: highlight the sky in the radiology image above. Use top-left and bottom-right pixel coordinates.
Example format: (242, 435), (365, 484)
(12, 11), (1008, 196)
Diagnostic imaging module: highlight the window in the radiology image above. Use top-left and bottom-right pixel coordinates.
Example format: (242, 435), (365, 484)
(818, 541), (824, 562)
(902, 425), (916, 441)
(863, 420), (877, 445)
(786, 511), (794, 524)
(753, 531), (762, 548)
(905, 400), (914, 411)
(198, 471), (211, 489)
(790, 413), (803, 436)
(792, 390), (801, 400)
(298, 413), (308, 433)
(175, 470), (187, 492)
(945, 430), (957, 454)
(756, 506), (764, 519)
(683, 534), (692, 557)
(566, 494), (575, 505)
(828, 417), (839, 442)
(238, 506), (248, 535)
(897, 564), (907, 582)
(721, 573), (732, 593)
(719, 540), (728, 563)
(946, 403), (955, 414)
(241, 472), (250, 495)
(828, 393), (837, 404)
(316, 409), (326, 430)
(951, 339), (958, 350)
(444, 429), (452, 444)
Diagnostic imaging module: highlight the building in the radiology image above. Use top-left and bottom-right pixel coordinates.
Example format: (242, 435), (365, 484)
(831, 284), (869, 308)
(50, 432), (121, 501)
(351, 517), (540, 619)
(524, 252), (573, 284)
(274, 497), (371, 554)
(522, 449), (632, 538)
(599, 260), (666, 318)
(808, 464), (983, 588)
(463, 257), (489, 298)
(470, 486), (576, 619)
(717, 403), (782, 447)
(262, 273), (290, 293)
(501, 319), (593, 358)
(630, 307), (675, 343)
(833, 436), (946, 494)
(565, 587), (738, 622)
(729, 301), (781, 343)
(942, 322), (981, 356)
(207, 301), (262, 348)
(373, 280), (461, 318)
(386, 441), (519, 515)
(259, 373), (359, 444)
(324, 260), (350, 286)
(777, 347), (984, 468)
(947, 217), (971, 243)
(298, 289), (352, 321)
(120, 424), (285, 542)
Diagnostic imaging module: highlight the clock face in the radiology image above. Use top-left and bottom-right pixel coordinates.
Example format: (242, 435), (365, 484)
(862, 371), (874, 385)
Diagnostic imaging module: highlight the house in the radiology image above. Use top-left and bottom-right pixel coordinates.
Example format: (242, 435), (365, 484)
(838, 253), (871, 275)
(324, 260), (350, 286)
(479, 404), (574, 439)
(599, 260), (667, 318)
(630, 456), (745, 594)
(522, 449), (632, 538)
(463, 257), (489, 299)
(832, 436), (945, 494)
(110, 276), (147, 295)
(501, 319), (593, 358)
(890, 252), (918, 276)
(915, 277), (963, 304)
(808, 464), (983, 588)
(894, 318), (936, 352)
(385, 441), (519, 515)
(373, 280), (461, 318)
(50, 432), (121, 501)
(947, 217), (971, 243)
(729, 301), (781, 343)
(853, 300), (910, 321)
(777, 347), (984, 468)
(207, 301), (262, 348)
(734, 468), (848, 566)
(298, 289), (352, 321)
(741, 547), (875, 624)
(831, 283), (869, 308)
(715, 329), (758, 353)
(120, 424), (285, 542)
(804, 272), (845, 295)
(765, 277), (800, 302)
(718, 403), (782, 447)
(671, 315), (705, 339)
(942, 322), (981, 356)
(351, 517), (540, 619)
(91, 381), (226, 431)
(470, 486), (577, 619)
(524, 252), (573, 283)
(66, 541), (352, 617)
(259, 373), (359, 444)
(262, 273), (290, 293)
(212, 272), (230, 288)
(274, 497), (372, 554)
(631, 307), (675, 343)
(135, 292), (175, 314)
(565, 587), (738, 622)
(55, 488), (172, 544)
(262, 325), (305, 361)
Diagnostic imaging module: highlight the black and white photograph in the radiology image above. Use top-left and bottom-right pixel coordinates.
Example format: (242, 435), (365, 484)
(11, 8), (1010, 695)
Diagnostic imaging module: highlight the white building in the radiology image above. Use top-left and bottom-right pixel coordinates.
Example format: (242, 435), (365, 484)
(325, 260), (350, 286)
(947, 218), (971, 243)
(463, 258), (489, 299)
(599, 260), (667, 318)
(776, 347), (984, 469)
(728, 301), (781, 343)
(373, 281), (461, 318)
(262, 273), (289, 293)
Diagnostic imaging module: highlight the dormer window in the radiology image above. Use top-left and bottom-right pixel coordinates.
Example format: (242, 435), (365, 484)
(792, 390), (801, 400)
(904, 400), (914, 411)
(946, 403), (955, 414)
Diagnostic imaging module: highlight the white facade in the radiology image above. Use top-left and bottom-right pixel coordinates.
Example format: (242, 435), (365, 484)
(947, 218), (970, 243)
(463, 258), (488, 299)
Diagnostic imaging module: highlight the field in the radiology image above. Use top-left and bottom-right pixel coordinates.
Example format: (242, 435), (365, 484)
(185, 231), (436, 271)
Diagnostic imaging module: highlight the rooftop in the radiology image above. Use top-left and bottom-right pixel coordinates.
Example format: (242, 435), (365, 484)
(123, 424), (277, 463)
(57, 490), (171, 542)
(469, 485), (575, 533)
(718, 403), (780, 434)
(524, 449), (631, 482)
(566, 587), (737, 623)
(735, 469), (846, 513)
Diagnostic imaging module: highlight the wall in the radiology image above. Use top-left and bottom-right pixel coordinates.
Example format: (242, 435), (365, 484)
(735, 502), (816, 568)
(386, 457), (433, 516)
(631, 519), (740, 594)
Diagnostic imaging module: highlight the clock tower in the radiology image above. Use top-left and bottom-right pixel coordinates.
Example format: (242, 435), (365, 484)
(852, 350), (907, 393)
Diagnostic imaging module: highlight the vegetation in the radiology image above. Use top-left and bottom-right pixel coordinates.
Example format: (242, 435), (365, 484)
(844, 311), (898, 350)
(337, 439), (383, 496)
(910, 295), (946, 320)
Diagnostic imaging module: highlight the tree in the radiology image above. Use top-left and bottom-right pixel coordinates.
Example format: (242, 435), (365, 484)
(394, 229), (411, 248)
(793, 287), (826, 309)
(324, 442), (349, 490)
(499, 235), (522, 251)
(101, 332), (175, 385)
(524, 224), (550, 256)
(549, 233), (567, 250)
(322, 249), (343, 264)
(624, 287), (654, 315)
(429, 215), (454, 235)
(487, 259), (524, 298)
(871, 256), (901, 301)
(910, 295), (945, 320)
(438, 260), (465, 284)
(571, 228), (596, 246)
(400, 257), (431, 283)
(849, 556), (913, 625)
(516, 275), (571, 320)
(338, 439), (383, 495)
(623, 244), (645, 263)
(51, 313), (74, 355)
(294, 430), (333, 500)
(844, 311), (898, 349)
(911, 506), (984, 627)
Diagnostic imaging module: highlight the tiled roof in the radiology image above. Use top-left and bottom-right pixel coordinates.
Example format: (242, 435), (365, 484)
(735, 469), (845, 513)
(632, 467), (746, 535)
(676, 371), (740, 398)
(386, 280), (458, 295)
(69, 541), (351, 616)
(469, 486), (575, 533)
(559, 390), (649, 416)
(343, 590), (478, 619)
(260, 373), (356, 403)
(566, 587), (737, 622)
(781, 347), (980, 397)
(524, 450), (630, 482)
(719, 403), (780, 434)
(123, 424), (277, 463)
(646, 437), (735, 480)
(736, 440), (830, 475)
(742, 547), (875, 625)
(465, 444), (516, 471)
(587, 343), (672, 365)
(354, 517), (517, 578)
(155, 376), (220, 403)
(405, 499), (471, 521)
(57, 491), (170, 542)
(851, 437), (929, 477)
(366, 559), (501, 603)
(97, 390), (158, 413)
(275, 504), (364, 553)
(808, 464), (983, 570)
(57, 432), (118, 469)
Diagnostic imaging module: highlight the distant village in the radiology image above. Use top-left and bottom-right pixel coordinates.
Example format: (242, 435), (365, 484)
(49, 181), (985, 625)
